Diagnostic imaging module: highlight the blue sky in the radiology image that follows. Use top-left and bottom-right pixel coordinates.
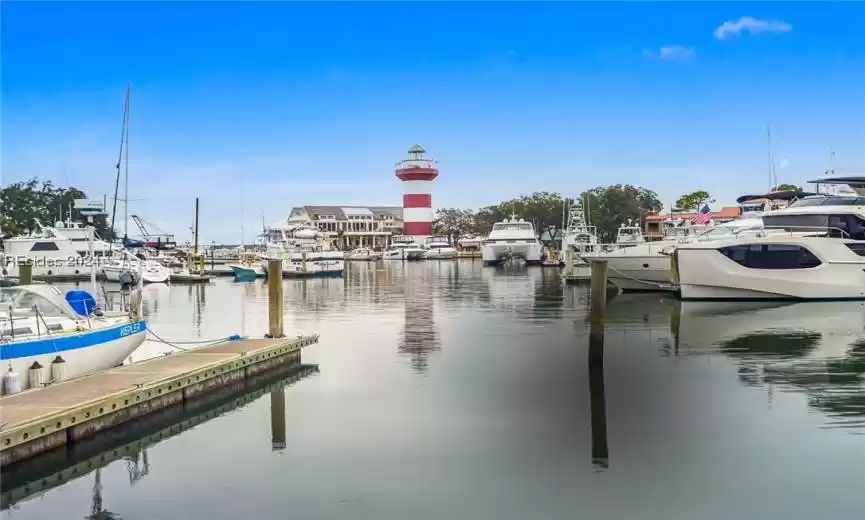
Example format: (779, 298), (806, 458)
(3, 1), (864, 243)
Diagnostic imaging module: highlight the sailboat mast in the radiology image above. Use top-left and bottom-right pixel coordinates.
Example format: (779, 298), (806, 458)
(124, 83), (131, 239)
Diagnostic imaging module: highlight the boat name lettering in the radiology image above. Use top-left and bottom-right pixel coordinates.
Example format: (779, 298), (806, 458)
(119, 322), (143, 337)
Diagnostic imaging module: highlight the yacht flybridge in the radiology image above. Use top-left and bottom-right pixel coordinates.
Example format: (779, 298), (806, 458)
(675, 176), (865, 300)
(481, 218), (543, 266)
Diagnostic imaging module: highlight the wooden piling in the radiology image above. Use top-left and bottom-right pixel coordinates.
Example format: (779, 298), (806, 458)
(267, 259), (284, 338)
(18, 264), (32, 285)
(589, 259), (608, 331)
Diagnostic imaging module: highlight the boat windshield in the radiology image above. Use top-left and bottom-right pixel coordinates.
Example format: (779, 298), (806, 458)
(788, 196), (865, 207)
(0, 287), (75, 318)
(493, 223), (533, 231)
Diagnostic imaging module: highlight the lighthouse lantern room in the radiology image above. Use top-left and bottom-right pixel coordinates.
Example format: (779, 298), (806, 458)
(395, 144), (438, 242)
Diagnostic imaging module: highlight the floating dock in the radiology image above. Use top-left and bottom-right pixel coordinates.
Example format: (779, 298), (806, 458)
(0, 334), (318, 466)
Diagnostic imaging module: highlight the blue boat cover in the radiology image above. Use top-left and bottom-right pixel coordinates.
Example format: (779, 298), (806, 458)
(65, 290), (97, 317)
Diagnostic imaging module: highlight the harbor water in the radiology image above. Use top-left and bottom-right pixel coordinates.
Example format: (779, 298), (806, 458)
(2, 260), (864, 519)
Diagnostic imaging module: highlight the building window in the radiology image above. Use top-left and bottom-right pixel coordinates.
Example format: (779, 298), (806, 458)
(717, 243), (822, 269)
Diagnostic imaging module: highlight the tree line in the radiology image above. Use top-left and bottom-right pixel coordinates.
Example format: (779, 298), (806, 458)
(434, 183), (805, 243)
(0, 178), (116, 240)
(434, 185), (664, 243)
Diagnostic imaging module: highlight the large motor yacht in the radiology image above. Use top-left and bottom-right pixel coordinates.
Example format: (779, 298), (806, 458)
(260, 219), (344, 276)
(383, 236), (426, 260)
(675, 177), (865, 300)
(422, 236), (456, 260)
(481, 218), (543, 266)
(1, 220), (114, 279)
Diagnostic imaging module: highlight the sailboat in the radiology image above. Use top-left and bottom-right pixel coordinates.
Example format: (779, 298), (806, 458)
(101, 85), (170, 285)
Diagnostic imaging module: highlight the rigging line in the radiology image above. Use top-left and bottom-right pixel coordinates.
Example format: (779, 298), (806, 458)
(110, 86), (130, 245)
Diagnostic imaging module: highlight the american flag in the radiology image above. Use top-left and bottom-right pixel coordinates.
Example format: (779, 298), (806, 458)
(691, 204), (712, 225)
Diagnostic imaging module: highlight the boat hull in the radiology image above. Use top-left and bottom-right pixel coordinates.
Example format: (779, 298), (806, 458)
(676, 239), (865, 301)
(229, 264), (261, 280)
(581, 254), (673, 292)
(424, 248), (456, 260)
(482, 243), (543, 265)
(383, 249), (425, 261)
(1, 320), (147, 389)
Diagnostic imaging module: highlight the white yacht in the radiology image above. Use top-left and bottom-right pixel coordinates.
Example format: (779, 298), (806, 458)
(675, 179), (865, 300)
(260, 220), (344, 276)
(383, 236), (426, 261)
(609, 220), (646, 249)
(0, 284), (146, 393)
(560, 197), (600, 278)
(346, 247), (382, 261)
(423, 236), (456, 260)
(481, 218), (543, 266)
(583, 218), (764, 291)
(1, 220), (114, 279)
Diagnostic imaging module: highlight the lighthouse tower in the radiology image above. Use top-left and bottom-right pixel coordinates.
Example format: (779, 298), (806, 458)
(395, 144), (438, 242)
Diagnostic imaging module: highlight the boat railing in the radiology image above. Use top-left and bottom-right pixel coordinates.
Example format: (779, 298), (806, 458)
(727, 224), (853, 239)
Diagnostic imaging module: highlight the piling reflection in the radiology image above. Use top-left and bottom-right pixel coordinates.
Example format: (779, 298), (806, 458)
(588, 263), (609, 469)
(0, 365), (319, 511)
(270, 388), (287, 450)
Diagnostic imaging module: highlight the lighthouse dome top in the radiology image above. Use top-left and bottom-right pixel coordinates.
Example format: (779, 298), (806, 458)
(408, 144), (425, 154)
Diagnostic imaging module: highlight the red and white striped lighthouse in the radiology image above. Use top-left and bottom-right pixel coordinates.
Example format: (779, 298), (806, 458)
(395, 144), (438, 239)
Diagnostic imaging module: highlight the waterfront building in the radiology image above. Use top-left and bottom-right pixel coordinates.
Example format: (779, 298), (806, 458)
(281, 206), (404, 250)
(643, 206), (741, 241)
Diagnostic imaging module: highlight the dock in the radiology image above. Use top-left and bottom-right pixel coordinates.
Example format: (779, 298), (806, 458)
(0, 258), (316, 466)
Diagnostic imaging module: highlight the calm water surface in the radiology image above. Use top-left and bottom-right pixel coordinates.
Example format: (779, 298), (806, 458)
(3, 261), (865, 519)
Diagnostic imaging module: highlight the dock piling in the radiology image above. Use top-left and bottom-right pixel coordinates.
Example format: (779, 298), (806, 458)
(18, 264), (32, 285)
(267, 259), (284, 338)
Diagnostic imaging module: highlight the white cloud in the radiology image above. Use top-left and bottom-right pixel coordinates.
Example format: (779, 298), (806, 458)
(642, 46), (696, 61)
(714, 16), (792, 40)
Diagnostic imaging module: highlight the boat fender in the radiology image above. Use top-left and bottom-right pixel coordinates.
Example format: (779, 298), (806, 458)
(3, 366), (21, 395)
(227, 334), (242, 341)
(28, 361), (44, 389)
(65, 290), (97, 317)
(51, 356), (66, 382)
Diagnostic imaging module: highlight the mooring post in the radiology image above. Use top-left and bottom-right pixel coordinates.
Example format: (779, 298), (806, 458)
(19, 263), (33, 285)
(267, 259), (284, 338)
(589, 259), (608, 328)
(588, 258), (609, 468)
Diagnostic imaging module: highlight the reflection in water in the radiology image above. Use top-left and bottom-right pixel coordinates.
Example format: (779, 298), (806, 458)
(271, 388), (287, 450)
(588, 321), (609, 469)
(399, 264), (440, 373)
(668, 299), (865, 431)
(1, 365), (319, 512)
(10, 267), (865, 519)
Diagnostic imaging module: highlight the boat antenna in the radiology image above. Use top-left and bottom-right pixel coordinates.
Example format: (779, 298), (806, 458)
(766, 124), (778, 191)
(109, 84), (130, 245)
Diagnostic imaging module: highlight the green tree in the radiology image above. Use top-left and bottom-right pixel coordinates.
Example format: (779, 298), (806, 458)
(580, 184), (663, 242)
(0, 178), (116, 240)
(772, 183), (802, 192)
(476, 191), (567, 237)
(675, 190), (714, 211)
(432, 208), (476, 243)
